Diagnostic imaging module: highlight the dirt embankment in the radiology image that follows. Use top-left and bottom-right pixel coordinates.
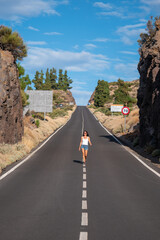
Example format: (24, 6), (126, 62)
(0, 106), (76, 174)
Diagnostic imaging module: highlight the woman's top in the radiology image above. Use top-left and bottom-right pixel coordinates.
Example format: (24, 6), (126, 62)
(82, 137), (89, 145)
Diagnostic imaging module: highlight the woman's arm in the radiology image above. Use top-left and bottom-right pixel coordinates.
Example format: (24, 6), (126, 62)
(79, 137), (82, 151)
(88, 137), (92, 146)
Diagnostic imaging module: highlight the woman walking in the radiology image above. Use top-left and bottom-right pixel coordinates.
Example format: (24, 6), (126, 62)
(79, 130), (92, 163)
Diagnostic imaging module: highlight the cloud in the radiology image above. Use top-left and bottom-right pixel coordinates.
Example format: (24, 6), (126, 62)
(0, 0), (68, 21)
(22, 47), (110, 73)
(93, 2), (112, 10)
(120, 51), (138, 55)
(117, 23), (146, 45)
(73, 44), (79, 49)
(27, 41), (47, 45)
(44, 32), (63, 35)
(84, 43), (97, 49)
(28, 26), (40, 31)
(114, 62), (139, 80)
(93, 1), (125, 18)
(141, 0), (160, 5)
(71, 89), (93, 105)
(93, 38), (109, 42)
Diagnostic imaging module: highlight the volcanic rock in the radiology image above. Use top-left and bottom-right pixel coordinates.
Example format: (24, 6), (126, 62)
(0, 49), (24, 143)
(137, 20), (160, 147)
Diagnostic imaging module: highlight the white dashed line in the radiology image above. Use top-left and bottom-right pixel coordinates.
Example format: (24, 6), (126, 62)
(82, 200), (87, 210)
(83, 181), (87, 188)
(79, 232), (88, 240)
(83, 174), (86, 180)
(81, 212), (88, 226)
(82, 190), (87, 198)
(83, 168), (86, 173)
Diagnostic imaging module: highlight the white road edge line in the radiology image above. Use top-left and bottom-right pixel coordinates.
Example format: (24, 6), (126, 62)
(79, 232), (88, 240)
(0, 111), (75, 181)
(89, 109), (160, 178)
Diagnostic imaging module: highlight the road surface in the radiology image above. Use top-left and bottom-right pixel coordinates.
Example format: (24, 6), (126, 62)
(0, 106), (160, 240)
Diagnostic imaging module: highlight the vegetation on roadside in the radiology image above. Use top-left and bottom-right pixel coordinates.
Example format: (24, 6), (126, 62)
(94, 80), (111, 107)
(0, 25), (27, 61)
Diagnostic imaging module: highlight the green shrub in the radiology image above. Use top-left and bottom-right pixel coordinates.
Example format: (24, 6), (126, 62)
(32, 112), (44, 120)
(133, 137), (139, 147)
(35, 119), (40, 128)
(152, 149), (160, 157)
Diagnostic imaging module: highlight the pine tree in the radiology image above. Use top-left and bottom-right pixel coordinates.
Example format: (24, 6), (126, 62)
(32, 70), (44, 90)
(0, 25), (27, 61)
(17, 63), (31, 90)
(94, 80), (110, 107)
(63, 70), (73, 91)
(50, 68), (57, 89)
(44, 68), (51, 90)
(114, 79), (136, 106)
(58, 69), (64, 90)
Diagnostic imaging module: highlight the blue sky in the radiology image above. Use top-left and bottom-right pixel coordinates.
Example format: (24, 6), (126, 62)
(0, 0), (159, 105)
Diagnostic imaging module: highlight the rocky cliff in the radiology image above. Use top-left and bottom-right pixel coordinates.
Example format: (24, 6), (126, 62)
(0, 49), (24, 144)
(137, 20), (160, 147)
(53, 90), (76, 107)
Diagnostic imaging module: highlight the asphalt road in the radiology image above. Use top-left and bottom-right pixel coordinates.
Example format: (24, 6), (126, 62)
(0, 106), (160, 240)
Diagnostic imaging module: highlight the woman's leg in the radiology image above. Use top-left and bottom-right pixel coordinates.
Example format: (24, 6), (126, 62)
(81, 148), (85, 162)
(84, 150), (88, 161)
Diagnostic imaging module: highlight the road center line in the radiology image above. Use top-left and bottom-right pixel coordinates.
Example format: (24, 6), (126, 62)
(83, 174), (86, 180)
(82, 200), (87, 210)
(83, 181), (87, 188)
(81, 212), (88, 226)
(83, 168), (86, 173)
(82, 190), (87, 198)
(79, 232), (88, 240)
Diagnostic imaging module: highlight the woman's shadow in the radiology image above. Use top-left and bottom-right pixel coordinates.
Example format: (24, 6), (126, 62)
(73, 160), (83, 164)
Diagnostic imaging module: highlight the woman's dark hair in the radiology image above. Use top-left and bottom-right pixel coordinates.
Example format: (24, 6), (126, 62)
(83, 130), (89, 136)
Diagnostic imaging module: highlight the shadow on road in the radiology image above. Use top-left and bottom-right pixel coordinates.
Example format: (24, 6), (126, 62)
(73, 160), (83, 164)
(99, 135), (121, 145)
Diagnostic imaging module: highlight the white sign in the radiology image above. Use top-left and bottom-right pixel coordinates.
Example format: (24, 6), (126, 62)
(111, 105), (123, 112)
(25, 90), (53, 113)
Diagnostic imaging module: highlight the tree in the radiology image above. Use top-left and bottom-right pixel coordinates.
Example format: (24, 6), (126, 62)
(17, 63), (31, 90)
(114, 79), (136, 106)
(58, 69), (64, 89)
(32, 70), (44, 90)
(44, 68), (51, 90)
(94, 80), (110, 107)
(63, 70), (73, 91)
(0, 25), (27, 61)
(50, 68), (57, 89)
(138, 16), (160, 47)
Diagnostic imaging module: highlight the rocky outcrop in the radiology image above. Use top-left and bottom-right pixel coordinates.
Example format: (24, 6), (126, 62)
(137, 20), (160, 147)
(0, 49), (24, 144)
(53, 90), (76, 106)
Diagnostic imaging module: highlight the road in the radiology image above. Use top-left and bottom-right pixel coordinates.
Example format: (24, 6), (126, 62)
(0, 106), (160, 240)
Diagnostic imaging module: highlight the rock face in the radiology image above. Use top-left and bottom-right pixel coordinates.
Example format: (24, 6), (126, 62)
(0, 49), (24, 144)
(137, 21), (160, 147)
(53, 90), (76, 106)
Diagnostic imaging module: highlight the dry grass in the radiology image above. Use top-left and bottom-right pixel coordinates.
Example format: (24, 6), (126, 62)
(0, 107), (76, 173)
(90, 107), (139, 135)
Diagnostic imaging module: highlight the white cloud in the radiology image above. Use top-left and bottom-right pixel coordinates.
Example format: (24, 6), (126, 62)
(44, 32), (63, 35)
(28, 26), (39, 31)
(93, 38), (109, 42)
(114, 62), (139, 80)
(22, 47), (110, 73)
(73, 44), (79, 49)
(71, 89), (92, 105)
(141, 0), (160, 4)
(117, 23), (146, 45)
(27, 41), (47, 45)
(93, 2), (112, 10)
(84, 43), (97, 48)
(0, 0), (68, 21)
(120, 51), (138, 55)
(98, 11), (124, 18)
